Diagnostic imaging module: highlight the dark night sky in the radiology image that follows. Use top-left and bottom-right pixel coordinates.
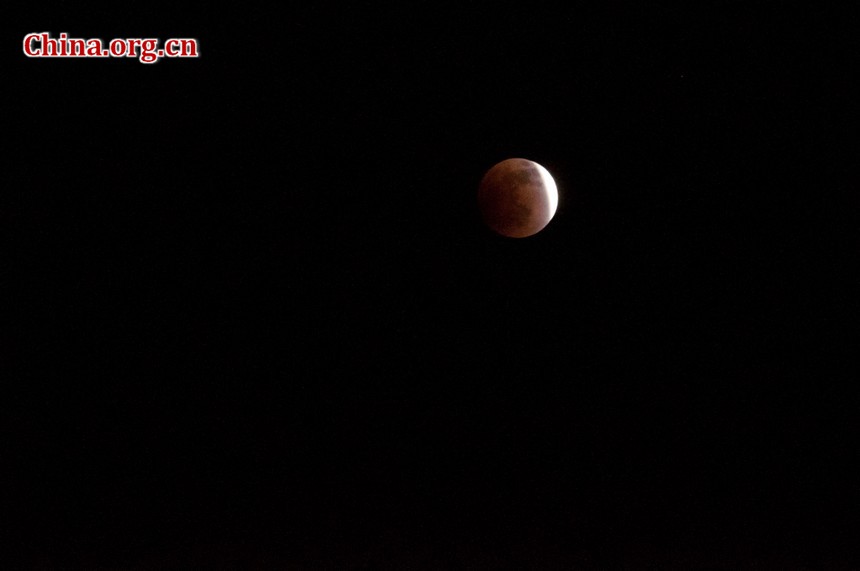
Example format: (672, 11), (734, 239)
(7, 2), (859, 568)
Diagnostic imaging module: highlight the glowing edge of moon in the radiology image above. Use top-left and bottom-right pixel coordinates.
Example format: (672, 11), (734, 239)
(534, 161), (559, 221)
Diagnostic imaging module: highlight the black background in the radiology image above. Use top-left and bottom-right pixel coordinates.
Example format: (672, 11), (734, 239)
(8, 2), (859, 568)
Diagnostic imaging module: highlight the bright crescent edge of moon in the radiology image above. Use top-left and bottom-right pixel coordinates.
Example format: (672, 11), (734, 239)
(533, 161), (559, 220)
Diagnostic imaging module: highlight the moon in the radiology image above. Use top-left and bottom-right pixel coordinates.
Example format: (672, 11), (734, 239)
(477, 158), (558, 238)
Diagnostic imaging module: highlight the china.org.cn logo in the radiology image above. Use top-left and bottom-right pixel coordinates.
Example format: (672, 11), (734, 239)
(23, 32), (199, 64)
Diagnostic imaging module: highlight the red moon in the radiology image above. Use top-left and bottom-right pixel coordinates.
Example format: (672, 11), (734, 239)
(477, 158), (559, 238)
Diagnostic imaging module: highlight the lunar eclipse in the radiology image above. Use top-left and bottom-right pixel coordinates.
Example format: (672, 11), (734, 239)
(478, 158), (559, 238)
